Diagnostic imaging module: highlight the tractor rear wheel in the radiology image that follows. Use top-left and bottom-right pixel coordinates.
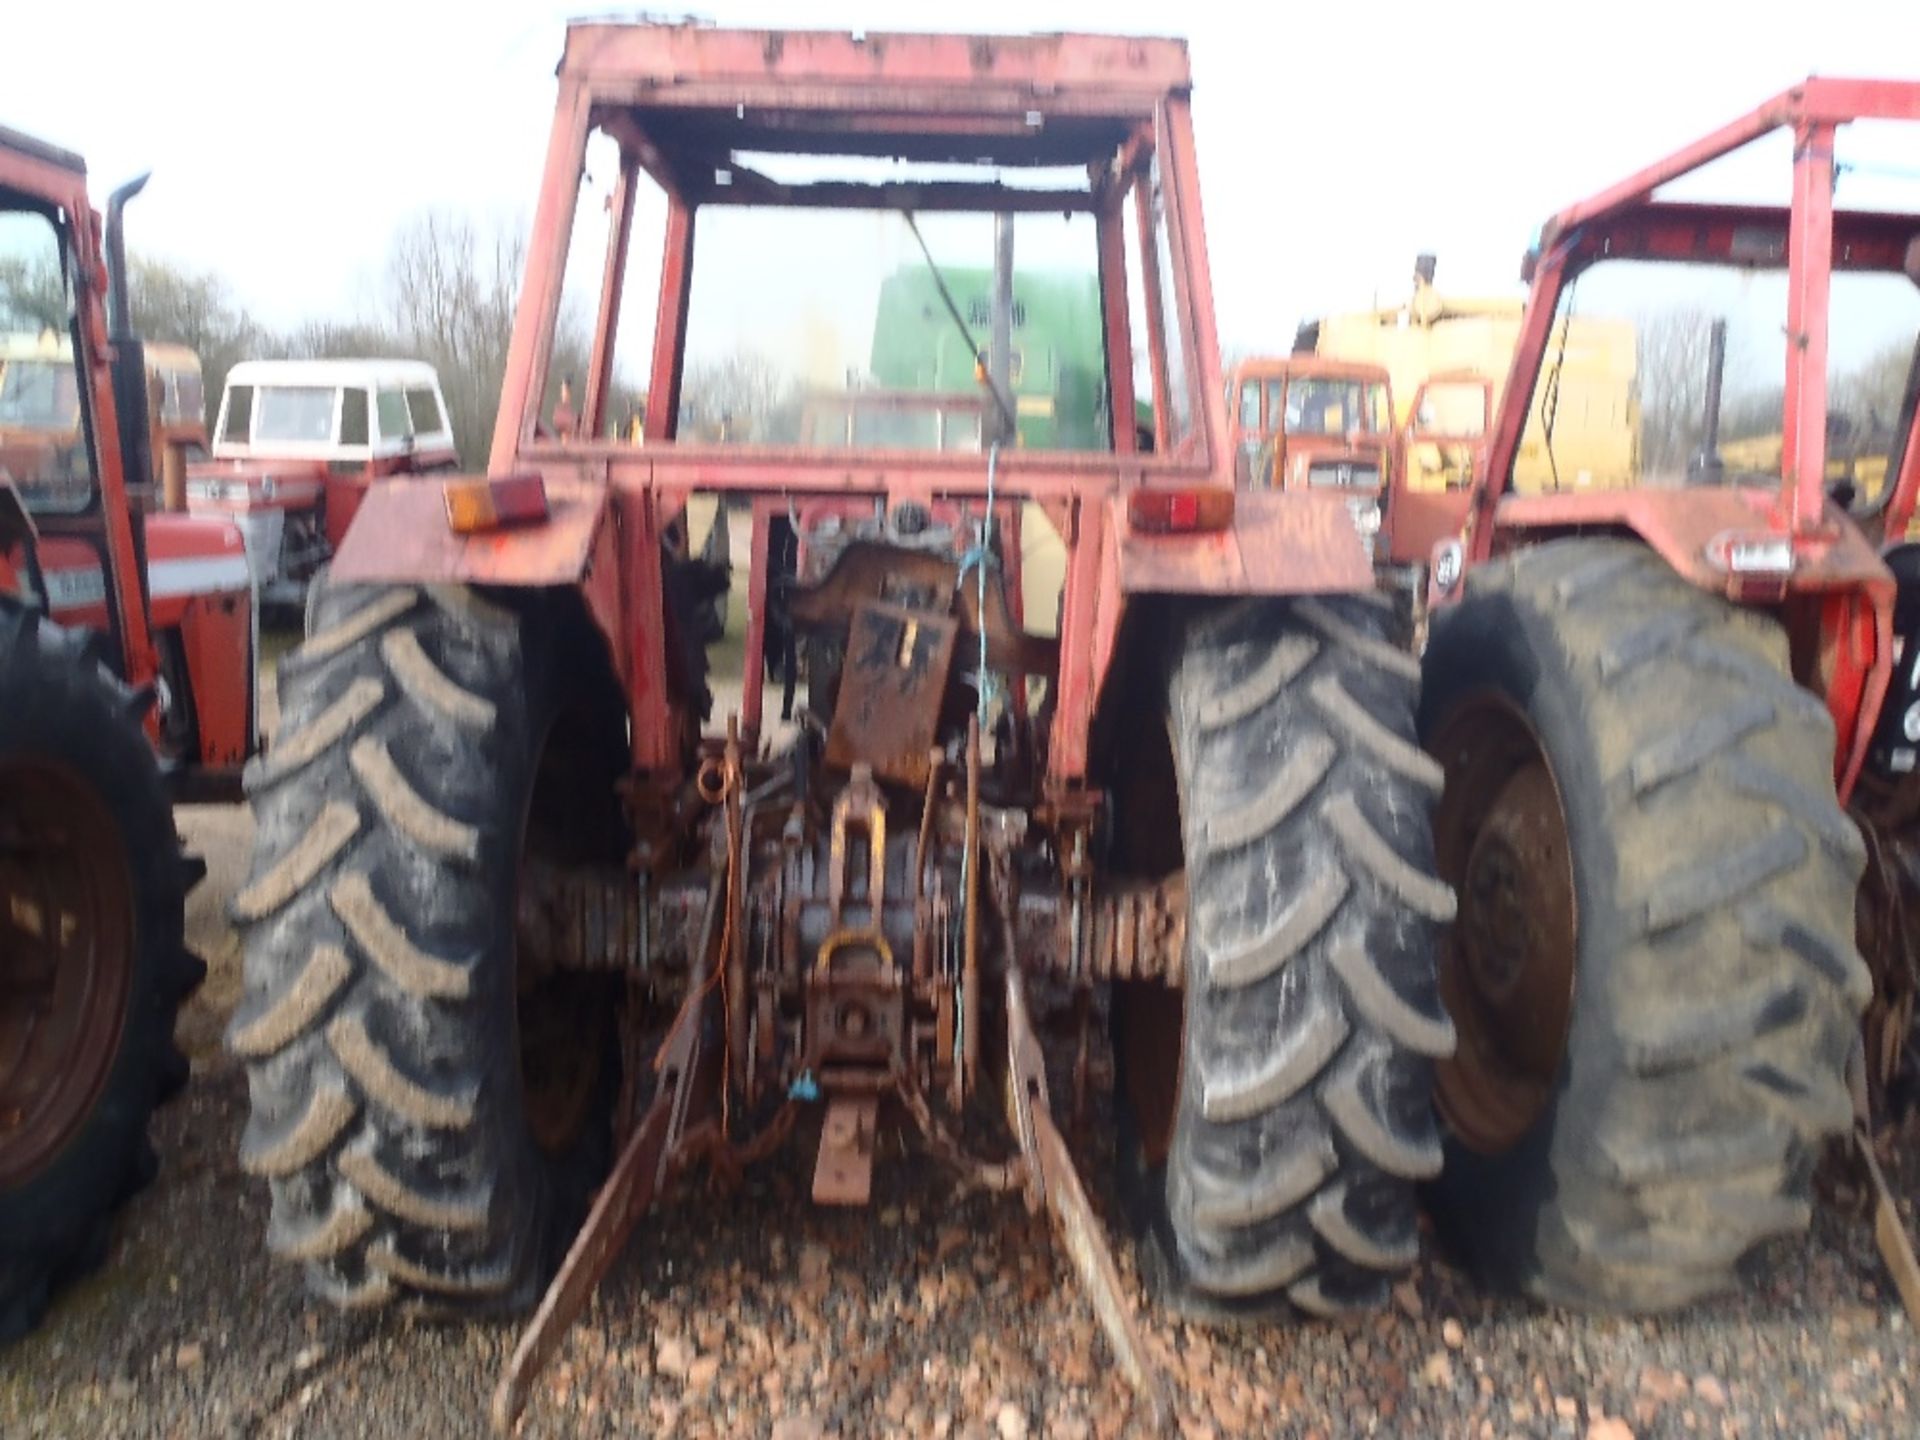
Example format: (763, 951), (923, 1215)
(1, 601), (201, 1340)
(231, 584), (623, 1313)
(1420, 540), (1868, 1309)
(1114, 593), (1456, 1316)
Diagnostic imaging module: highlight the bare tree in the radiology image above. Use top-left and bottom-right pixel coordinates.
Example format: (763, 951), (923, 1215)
(381, 211), (530, 466)
(1633, 308), (1719, 475)
(128, 257), (261, 428)
(5, 207), (652, 465)
(0, 256), (65, 331)
(679, 350), (793, 442)
(2, 251), (260, 431)
(1836, 338), (1916, 426)
(267, 318), (391, 361)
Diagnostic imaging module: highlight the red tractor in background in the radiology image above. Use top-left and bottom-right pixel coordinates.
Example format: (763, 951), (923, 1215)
(188, 357), (460, 623)
(1, 125), (257, 1337)
(229, 22), (1454, 1427)
(1225, 354), (1397, 497)
(1384, 80), (1920, 1310)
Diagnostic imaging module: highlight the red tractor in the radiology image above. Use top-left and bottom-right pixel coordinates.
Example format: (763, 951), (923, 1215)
(230, 22), (1453, 1426)
(188, 357), (461, 623)
(1, 126), (258, 1336)
(1385, 80), (1920, 1309)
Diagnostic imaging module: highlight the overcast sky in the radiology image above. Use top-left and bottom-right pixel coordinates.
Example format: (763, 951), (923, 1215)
(10, 0), (1920, 355)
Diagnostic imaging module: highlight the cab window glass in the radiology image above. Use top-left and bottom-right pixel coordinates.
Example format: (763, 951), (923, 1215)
(0, 208), (97, 511)
(340, 387), (369, 445)
(1368, 383), (1391, 434)
(377, 388), (411, 440)
(174, 369), (205, 427)
(405, 387), (443, 436)
(255, 386), (337, 444)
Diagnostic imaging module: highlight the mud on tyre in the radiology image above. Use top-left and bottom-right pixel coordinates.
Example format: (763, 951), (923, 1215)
(230, 584), (625, 1312)
(1112, 593), (1455, 1316)
(1, 600), (201, 1341)
(1420, 540), (1869, 1310)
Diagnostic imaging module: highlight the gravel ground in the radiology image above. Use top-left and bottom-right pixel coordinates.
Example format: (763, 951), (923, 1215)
(3, 666), (1917, 1439)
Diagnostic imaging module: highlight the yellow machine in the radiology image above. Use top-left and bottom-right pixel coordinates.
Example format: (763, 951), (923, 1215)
(1298, 257), (1641, 492)
(1, 332), (205, 505)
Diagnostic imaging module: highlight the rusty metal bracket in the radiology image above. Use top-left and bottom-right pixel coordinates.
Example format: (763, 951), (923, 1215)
(491, 870), (727, 1434)
(994, 854), (1172, 1430)
(813, 1094), (880, 1205)
(1849, 1045), (1920, 1328)
(491, 978), (706, 1434)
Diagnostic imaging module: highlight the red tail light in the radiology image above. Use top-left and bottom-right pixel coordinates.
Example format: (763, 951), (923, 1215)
(1127, 487), (1234, 534)
(444, 474), (549, 534)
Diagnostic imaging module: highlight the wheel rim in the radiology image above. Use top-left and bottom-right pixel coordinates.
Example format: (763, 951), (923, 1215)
(1428, 692), (1578, 1155)
(0, 760), (136, 1188)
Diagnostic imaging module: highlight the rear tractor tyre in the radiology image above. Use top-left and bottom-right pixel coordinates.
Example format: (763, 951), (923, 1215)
(1420, 540), (1868, 1310)
(1115, 593), (1456, 1317)
(1, 601), (201, 1341)
(230, 584), (623, 1313)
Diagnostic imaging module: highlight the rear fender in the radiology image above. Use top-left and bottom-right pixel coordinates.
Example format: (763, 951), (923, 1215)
(1107, 488), (1374, 597)
(329, 472), (634, 723)
(1479, 488), (1895, 799)
(331, 474), (608, 586)
(1071, 489), (1379, 785)
(1490, 487), (1891, 598)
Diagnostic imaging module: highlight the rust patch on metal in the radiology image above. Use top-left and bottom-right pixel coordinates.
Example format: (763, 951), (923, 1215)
(812, 1095), (880, 1205)
(825, 603), (958, 790)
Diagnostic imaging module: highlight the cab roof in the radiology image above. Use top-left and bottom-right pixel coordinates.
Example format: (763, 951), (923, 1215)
(1, 333), (200, 369)
(1231, 356), (1392, 384)
(224, 358), (443, 390)
(0, 123), (85, 177)
(559, 22), (1191, 186)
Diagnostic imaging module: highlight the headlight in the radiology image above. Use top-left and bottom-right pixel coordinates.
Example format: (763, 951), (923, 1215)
(1345, 496), (1382, 538)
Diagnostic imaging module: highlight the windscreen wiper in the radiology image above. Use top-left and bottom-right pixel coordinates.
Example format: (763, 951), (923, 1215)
(899, 209), (1018, 441)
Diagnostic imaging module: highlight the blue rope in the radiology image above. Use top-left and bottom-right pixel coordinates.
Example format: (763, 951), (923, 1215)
(952, 442), (1002, 1086)
(959, 443), (1002, 723)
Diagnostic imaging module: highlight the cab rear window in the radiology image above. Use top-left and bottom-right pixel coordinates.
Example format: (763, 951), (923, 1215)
(254, 386), (337, 444)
